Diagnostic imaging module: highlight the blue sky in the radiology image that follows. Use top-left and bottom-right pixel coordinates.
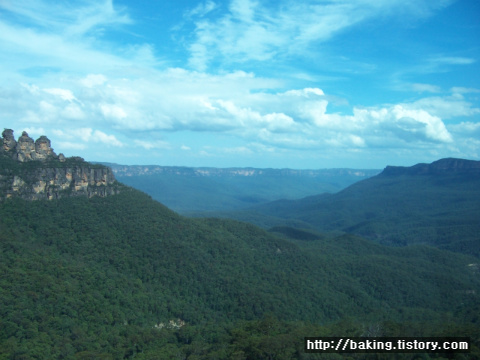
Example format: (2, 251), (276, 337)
(1, 0), (479, 169)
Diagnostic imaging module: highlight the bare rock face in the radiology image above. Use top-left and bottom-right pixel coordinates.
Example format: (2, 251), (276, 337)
(34, 135), (56, 160)
(10, 166), (120, 200)
(2, 129), (16, 152)
(16, 131), (36, 162)
(0, 129), (123, 201)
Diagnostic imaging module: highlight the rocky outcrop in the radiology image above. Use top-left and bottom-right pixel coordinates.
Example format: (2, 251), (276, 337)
(0, 129), (122, 201)
(2, 129), (17, 152)
(2, 129), (61, 162)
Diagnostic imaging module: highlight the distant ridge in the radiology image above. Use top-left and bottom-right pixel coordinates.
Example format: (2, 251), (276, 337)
(107, 163), (380, 213)
(381, 158), (480, 176)
(223, 157), (480, 256)
(109, 163), (378, 178)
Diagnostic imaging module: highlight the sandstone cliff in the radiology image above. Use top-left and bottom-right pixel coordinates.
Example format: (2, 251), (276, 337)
(0, 129), (122, 200)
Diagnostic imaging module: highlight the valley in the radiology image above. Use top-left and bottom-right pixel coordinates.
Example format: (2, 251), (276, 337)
(108, 163), (380, 213)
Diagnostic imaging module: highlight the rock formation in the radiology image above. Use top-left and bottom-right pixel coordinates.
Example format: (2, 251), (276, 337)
(2, 129), (61, 162)
(0, 129), (122, 201)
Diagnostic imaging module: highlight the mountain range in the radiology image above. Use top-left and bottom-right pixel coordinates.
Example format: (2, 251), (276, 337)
(1, 130), (479, 359)
(107, 163), (380, 213)
(215, 158), (480, 256)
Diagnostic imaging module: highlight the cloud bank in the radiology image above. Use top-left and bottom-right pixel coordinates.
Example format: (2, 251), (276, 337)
(0, 0), (479, 167)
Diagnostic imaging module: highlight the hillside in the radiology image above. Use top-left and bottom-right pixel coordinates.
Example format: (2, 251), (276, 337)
(226, 158), (480, 256)
(108, 163), (380, 213)
(1, 188), (480, 358)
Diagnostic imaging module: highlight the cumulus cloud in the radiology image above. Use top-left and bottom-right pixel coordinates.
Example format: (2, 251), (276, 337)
(52, 128), (123, 147)
(100, 104), (128, 120)
(391, 106), (452, 143)
(43, 88), (78, 102)
(53, 128), (92, 142)
(449, 122), (480, 137)
(92, 130), (123, 147)
(9, 69), (471, 153)
(406, 94), (480, 120)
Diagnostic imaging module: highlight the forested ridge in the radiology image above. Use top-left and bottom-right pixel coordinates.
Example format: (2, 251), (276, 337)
(222, 158), (480, 257)
(1, 187), (479, 359)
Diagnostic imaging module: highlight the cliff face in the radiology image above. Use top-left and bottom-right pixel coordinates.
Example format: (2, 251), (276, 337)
(0, 129), (121, 201)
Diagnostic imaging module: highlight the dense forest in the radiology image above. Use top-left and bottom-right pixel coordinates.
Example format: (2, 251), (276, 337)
(1, 187), (479, 359)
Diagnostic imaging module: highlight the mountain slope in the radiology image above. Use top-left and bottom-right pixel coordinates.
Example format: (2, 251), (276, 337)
(1, 187), (479, 358)
(231, 158), (480, 255)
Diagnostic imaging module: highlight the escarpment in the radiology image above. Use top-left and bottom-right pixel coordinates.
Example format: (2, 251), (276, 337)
(0, 129), (123, 200)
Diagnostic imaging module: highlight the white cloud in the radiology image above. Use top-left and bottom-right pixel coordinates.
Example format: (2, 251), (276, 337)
(10, 69), (468, 152)
(57, 141), (87, 150)
(407, 94), (480, 120)
(22, 127), (46, 138)
(411, 83), (442, 93)
(449, 122), (480, 137)
(185, 0), (217, 18)
(100, 104), (128, 120)
(52, 128), (92, 142)
(43, 88), (77, 102)
(0, 1), (153, 79)
(391, 105), (452, 143)
(0, 0), (131, 37)
(430, 56), (476, 65)
(52, 128), (122, 147)
(92, 130), (123, 147)
(80, 74), (107, 88)
(62, 103), (85, 120)
(185, 0), (454, 70)
(352, 103), (454, 146)
(451, 87), (480, 94)
(134, 139), (170, 150)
